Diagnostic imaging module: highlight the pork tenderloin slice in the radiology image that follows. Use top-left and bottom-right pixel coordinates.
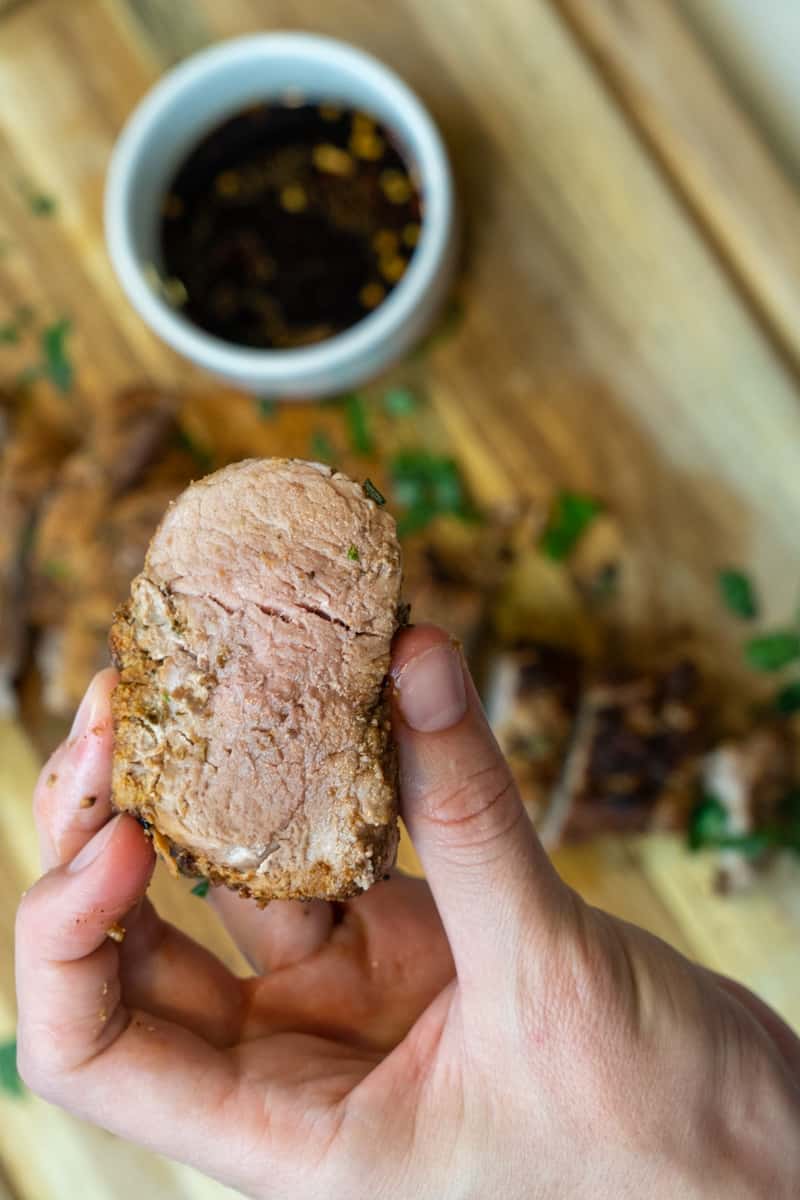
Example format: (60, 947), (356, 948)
(110, 458), (402, 901)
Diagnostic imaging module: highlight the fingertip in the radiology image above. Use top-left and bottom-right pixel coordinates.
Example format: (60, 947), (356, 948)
(391, 623), (451, 675)
(100, 814), (156, 886)
(17, 815), (155, 966)
(66, 813), (154, 902)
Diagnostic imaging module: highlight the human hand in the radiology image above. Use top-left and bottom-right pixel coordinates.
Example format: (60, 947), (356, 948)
(16, 627), (800, 1198)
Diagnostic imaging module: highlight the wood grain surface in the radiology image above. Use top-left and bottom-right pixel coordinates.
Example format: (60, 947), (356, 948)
(0, 1), (798, 1197)
(555, 0), (800, 378)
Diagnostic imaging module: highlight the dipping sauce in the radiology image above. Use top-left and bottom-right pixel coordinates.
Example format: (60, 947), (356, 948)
(159, 101), (422, 350)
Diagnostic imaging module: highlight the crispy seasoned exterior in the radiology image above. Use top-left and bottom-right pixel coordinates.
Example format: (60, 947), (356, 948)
(110, 458), (402, 901)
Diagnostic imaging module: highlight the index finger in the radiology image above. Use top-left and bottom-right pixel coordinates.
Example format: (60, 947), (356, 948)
(34, 668), (118, 870)
(15, 797), (243, 1181)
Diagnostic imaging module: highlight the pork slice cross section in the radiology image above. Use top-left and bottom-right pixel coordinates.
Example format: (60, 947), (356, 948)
(110, 458), (402, 901)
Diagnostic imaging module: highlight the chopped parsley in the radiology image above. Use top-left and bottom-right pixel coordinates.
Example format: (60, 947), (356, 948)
(344, 392), (373, 456)
(255, 396), (277, 419)
(18, 178), (57, 217)
(363, 477), (386, 506)
(42, 558), (71, 581)
(383, 387), (417, 416)
(41, 318), (73, 393)
(0, 306), (36, 349)
(687, 793), (729, 850)
(718, 568), (758, 620)
(688, 794), (768, 856)
(744, 631), (800, 673)
(539, 490), (601, 561)
(175, 428), (213, 473)
(775, 680), (800, 715)
(0, 1038), (23, 1098)
(310, 430), (336, 463)
(347, 544), (360, 561)
(389, 450), (478, 536)
(191, 879), (210, 898)
(689, 791), (800, 855)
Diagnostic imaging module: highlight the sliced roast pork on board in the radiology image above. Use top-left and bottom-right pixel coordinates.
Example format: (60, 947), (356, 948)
(110, 458), (403, 901)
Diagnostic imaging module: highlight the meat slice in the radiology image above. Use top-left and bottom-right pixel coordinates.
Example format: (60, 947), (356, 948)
(0, 407), (74, 713)
(486, 642), (582, 828)
(553, 660), (703, 844)
(110, 458), (402, 901)
(90, 385), (177, 494)
(38, 477), (186, 715)
(489, 646), (704, 847)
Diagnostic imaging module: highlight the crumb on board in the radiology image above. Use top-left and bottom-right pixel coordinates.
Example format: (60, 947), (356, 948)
(106, 921), (126, 944)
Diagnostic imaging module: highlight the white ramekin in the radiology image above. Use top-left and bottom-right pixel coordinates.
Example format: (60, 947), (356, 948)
(105, 33), (457, 398)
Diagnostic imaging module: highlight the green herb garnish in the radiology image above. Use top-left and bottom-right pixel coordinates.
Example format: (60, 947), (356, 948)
(0, 305), (36, 347)
(191, 880), (210, 898)
(18, 178), (57, 217)
(42, 558), (71, 581)
(344, 393), (373, 456)
(41, 318), (73, 393)
(689, 791), (800, 856)
(363, 477), (386, 505)
(389, 450), (478, 536)
(718, 568), (758, 620)
(29, 193), (57, 217)
(383, 387), (417, 416)
(775, 680), (800, 715)
(310, 430), (336, 463)
(0, 1038), (23, 1098)
(176, 428), (213, 473)
(539, 490), (601, 561)
(745, 631), (800, 673)
(688, 794), (729, 850)
(255, 396), (277, 419)
(688, 795), (767, 856)
(347, 544), (360, 561)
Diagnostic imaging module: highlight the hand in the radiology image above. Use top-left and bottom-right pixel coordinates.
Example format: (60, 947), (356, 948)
(16, 627), (800, 1198)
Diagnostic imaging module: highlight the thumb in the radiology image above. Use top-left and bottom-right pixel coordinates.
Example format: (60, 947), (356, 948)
(391, 625), (566, 987)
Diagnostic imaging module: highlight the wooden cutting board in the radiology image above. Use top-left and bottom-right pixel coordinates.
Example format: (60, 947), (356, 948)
(1, 1), (799, 1196)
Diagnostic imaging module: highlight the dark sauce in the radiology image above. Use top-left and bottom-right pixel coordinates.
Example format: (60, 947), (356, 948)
(159, 101), (422, 350)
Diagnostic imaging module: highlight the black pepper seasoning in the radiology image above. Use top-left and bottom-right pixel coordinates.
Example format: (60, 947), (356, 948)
(159, 101), (422, 350)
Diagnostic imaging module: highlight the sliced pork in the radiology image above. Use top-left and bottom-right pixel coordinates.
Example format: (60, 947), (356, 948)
(110, 458), (402, 901)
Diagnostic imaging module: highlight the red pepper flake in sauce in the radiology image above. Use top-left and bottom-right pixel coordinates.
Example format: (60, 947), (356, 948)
(159, 102), (422, 350)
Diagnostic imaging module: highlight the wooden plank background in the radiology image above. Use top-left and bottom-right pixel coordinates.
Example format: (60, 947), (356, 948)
(0, 1), (799, 1196)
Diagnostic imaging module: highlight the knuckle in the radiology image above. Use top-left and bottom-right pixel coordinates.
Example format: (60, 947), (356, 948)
(420, 759), (523, 855)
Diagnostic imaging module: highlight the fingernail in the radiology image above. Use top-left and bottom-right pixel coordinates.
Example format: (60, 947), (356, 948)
(395, 642), (467, 733)
(67, 815), (121, 874)
(68, 672), (105, 743)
